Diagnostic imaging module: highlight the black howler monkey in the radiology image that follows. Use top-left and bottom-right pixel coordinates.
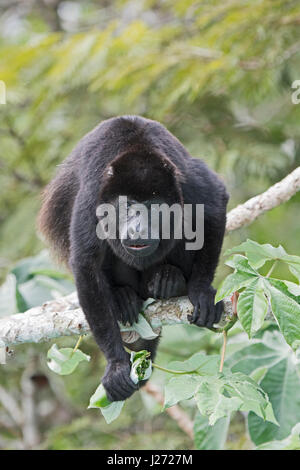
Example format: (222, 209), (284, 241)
(38, 115), (229, 402)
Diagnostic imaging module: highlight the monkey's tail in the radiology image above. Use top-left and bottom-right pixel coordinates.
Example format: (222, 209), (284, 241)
(37, 164), (79, 268)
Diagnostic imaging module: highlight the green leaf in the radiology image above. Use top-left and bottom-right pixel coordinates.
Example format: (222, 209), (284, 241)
(282, 281), (300, 298)
(194, 372), (277, 426)
(88, 384), (125, 424)
(47, 344), (90, 375)
(164, 375), (199, 409)
(256, 423), (300, 450)
(226, 340), (282, 376)
(168, 352), (220, 375)
(18, 275), (74, 309)
(88, 350), (152, 423)
(225, 240), (300, 282)
(194, 375), (243, 425)
(225, 240), (287, 269)
(194, 413), (230, 450)
(119, 313), (158, 340)
(88, 383), (125, 424)
(288, 263), (300, 283)
(268, 278), (300, 303)
(11, 250), (56, 284)
(228, 330), (300, 445)
(237, 278), (269, 337)
(225, 254), (260, 275)
(88, 383), (111, 408)
(216, 270), (258, 302)
(248, 356), (300, 445)
(264, 279), (300, 350)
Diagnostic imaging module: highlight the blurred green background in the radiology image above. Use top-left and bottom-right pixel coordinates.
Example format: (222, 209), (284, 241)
(0, 0), (299, 450)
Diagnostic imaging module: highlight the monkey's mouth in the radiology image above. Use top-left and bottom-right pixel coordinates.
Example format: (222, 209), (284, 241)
(122, 239), (160, 257)
(128, 243), (150, 250)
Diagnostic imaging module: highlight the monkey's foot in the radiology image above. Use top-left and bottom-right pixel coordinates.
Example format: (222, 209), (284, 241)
(115, 286), (143, 325)
(146, 264), (187, 299)
(188, 286), (223, 328)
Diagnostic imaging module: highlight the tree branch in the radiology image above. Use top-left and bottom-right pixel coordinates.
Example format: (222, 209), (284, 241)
(225, 167), (300, 233)
(0, 167), (299, 349)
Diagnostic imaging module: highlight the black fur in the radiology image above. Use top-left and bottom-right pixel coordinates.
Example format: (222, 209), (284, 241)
(38, 115), (229, 402)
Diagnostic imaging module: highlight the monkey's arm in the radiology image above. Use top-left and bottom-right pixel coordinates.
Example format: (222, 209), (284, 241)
(72, 261), (138, 401)
(187, 219), (225, 328)
(70, 193), (137, 402)
(182, 158), (228, 328)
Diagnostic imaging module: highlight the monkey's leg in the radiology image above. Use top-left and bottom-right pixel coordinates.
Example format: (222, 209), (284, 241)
(114, 286), (143, 326)
(143, 264), (187, 300)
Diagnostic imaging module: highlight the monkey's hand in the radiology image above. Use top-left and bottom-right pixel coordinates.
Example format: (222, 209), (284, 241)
(145, 264), (187, 299)
(115, 286), (143, 325)
(102, 356), (138, 402)
(188, 285), (223, 328)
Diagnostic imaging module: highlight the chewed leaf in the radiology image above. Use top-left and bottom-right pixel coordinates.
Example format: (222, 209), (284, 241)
(130, 350), (152, 384)
(47, 344), (90, 375)
(194, 372), (278, 426)
(88, 350), (152, 423)
(195, 375), (242, 425)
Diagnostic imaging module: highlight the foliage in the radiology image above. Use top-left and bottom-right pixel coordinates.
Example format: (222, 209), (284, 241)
(0, 250), (74, 317)
(1, 0), (300, 451)
(1, 0), (300, 272)
(256, 423), (300, 450)
(18, 239), (296, 450)
(216, 239), (300, 349)
(88, 350), (152, 424)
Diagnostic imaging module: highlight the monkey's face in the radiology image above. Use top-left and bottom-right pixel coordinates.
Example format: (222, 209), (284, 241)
(120, 199), (160, 258)
(97, 197), (180, 269)
(97, 148), (184, 268)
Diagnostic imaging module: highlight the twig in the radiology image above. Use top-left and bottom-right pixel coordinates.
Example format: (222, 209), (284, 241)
(219, 330), (228, 373)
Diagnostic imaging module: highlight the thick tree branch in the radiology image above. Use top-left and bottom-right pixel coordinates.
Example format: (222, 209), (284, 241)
(225, 167), (300, 232)
(0, 167), (299, 349)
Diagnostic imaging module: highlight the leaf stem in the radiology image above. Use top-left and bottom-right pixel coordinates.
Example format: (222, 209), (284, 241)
(71, 335), (83, 357)
(219, 330), (228, 373)
(152, 362), (195, 375)
(266, 260), (278, 278)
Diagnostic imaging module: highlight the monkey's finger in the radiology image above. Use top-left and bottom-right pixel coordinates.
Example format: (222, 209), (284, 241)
(195, 295), (209, 327)
(152, 272), (162, 299)
(205, 299), (217, 328)
(191, 303), (200, 323)
(160, 267), (169, 299)
(127, 290), (140, 325)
